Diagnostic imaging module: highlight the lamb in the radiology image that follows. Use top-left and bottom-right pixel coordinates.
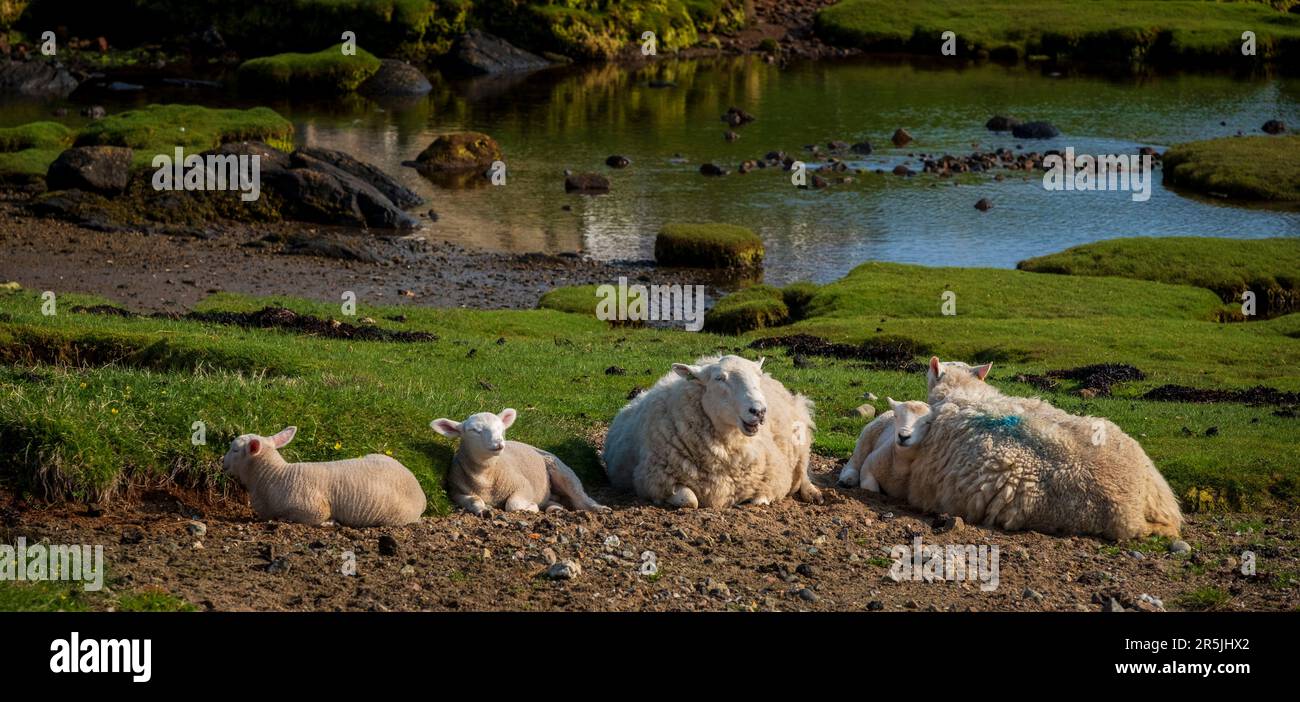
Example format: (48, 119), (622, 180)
(221, 426), (426, 527)
(870, 356), (1182, 540)
(837, 398), (932, 493)
(431, 408), (607, 515)
(602, 354), (821, 508)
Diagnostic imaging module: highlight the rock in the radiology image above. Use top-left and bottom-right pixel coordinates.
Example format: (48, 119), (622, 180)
(261, 167), (367, 227)
(0, 59), (80, 97)
(1262, 120), (1286, 135)
(852, 403), (876, 419)
(724, 130), (740, 142)
(699, 163), (728, 176)
(796, 563), (815, 577)
(931, 514), (965, 534)
(1135, 593), (1165, 612)
(407, 132), (502, 172)
(378, 534), (400, 556)
(891, 164), (913, 177)
(1011, 121), (1060, 139)
(850, 141), (873, 155)
(449, 29), (550, 75)
(285, 152), (419, 228)
(866, 600), (884, 611)
(1103, 597), (1126, 612)
(605, 155), (630, 168)
(121, 527), (145, 545)
(891, 128), (913, 147)
(1023, 588), (1044, 602)
(1168, 540), (1191, 554)
(280, 233), (385, 263)
(702, 578), (731, 598)
(80, 105), (106, 120)
(721, 107), (756, 127)
(985, 115), (1021, 131)
(541, 547), (558, 565)
(828, 140), (849, 151)
(797, 588), (819, 602)
(564, 172), (610, 193)
(546, 559), (581, 580)
(295, 145), (423, 209)
(46, 146), (133, 195)
(974, 198), (992, 212)
(186, 521), (207, 538)
(358, 59), (432, 97)
(205, 140), (291, 172)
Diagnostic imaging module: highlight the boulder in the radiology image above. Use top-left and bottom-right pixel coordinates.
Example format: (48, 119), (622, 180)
(448, 29), (550, 75)
(204, 141), (292, 172)
(288, 151), (419, 228)
(0, 59), (80, 98)
(564, 172), (609, 193)
(850, 141), (873, 155)
(1262, 120), (1287, 135)
(985, 115), (1021, 131)
(605, 155), (630, 168)
(891, 128), (913, 147)
(358, 59), (433, 97)
(295, 145), (422, 208)
(261, 168), (366, 227)
(1011, 121), (1060, 139)
(45, 146), (133, 195)
(406, 132), (502, 172)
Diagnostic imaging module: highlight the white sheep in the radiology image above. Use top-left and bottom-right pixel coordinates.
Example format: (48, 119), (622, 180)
(221, 426), (426, 527)
(869, 357), (1183, 540)
(837, 398), (932, 493)
(431, 408), (607, 515)
(602, 354), (821, 508)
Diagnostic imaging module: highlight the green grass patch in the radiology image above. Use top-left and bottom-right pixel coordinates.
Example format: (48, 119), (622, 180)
(815, 0), (1300, 63)
(1018, 237), (1300, 318)
(0, 121), (74, 185)
(655, 222), (764, 269)
(73, 104), (295, 170)
(0, 579), (193, 612)
(1162, 135), (1300, 202)
(238, 43), (382, 94)
(1176, 585), (1230, 611)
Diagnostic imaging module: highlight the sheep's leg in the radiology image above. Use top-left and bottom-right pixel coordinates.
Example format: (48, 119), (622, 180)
(837, 461), (861, 488)
(504, 494), (540, 512)
(541, 500), (566, 512)
(540, 451), (609, 512)
(453, 493), (491, 517)
(667, 486), (699, 509)
(859, 441), (893, 494)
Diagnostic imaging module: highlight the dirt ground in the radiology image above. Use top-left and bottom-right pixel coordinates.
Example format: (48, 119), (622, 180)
(4, 454), (1295, 612)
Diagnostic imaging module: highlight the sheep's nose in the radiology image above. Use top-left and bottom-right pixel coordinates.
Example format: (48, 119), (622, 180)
(491, 441), (504, 451)
(897, 433), (911, 445)
(749, 405), (767, 422)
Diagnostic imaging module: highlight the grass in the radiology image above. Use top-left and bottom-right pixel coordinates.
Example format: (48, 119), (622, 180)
(488, 0), (746, 60)
(815, 0), (1300, 63)
(0, 122), (74, 185)
(1, 241), (1298, 513)
(238, 43), (382, 94)
(1018, 237), (1300, 317)
(0, 579), (194, 612)
(705, 285), (789, 334)
(655, 223), (764, 269)
(1162, 135), (1300, 203)
(73, 104), (295, 170)
(1176, 585), (1231, 611)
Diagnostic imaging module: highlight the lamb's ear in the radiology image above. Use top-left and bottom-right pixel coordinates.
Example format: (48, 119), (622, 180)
(270, 426), (296, 448)
(247, 438), (262, 456)
(499, 408), (517, 429)
(430, 419), (462, 437)
(929, 356), (942, 378)
(756, 356), (766, 370)
(672, 363), (702, 381)
(973, 363), (992, 380)
(887, 397), (899, 410)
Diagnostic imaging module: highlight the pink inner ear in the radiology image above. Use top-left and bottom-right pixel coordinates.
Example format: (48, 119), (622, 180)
(248, 438), (261, 455)
(975, 364), (992, 380)
(929, 356), (941, 374)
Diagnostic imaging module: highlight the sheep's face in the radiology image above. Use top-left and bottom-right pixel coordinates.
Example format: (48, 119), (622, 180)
(222, 427), (297, 476)
(926, 356), (991, 391)
(674, 355), (769, 437)
(887, 398), (932, 451)
(432, 409), (517, 462)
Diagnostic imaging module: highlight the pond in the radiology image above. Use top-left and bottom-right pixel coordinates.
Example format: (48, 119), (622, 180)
(7, 55), (1300, 284)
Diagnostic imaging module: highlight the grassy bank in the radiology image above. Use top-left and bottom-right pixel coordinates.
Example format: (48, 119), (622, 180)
(2, 242), (1298, 513)
(815, 0), (1300, 63)
(1162, 135), (1300, 203)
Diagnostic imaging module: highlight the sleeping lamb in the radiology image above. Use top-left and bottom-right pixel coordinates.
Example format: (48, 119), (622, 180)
(603, 354), (821, 508)
(837, 398), (932, 493)
(221, 426), (426, 527)
(431, 408), (607, 515)
(866, 357), (1183, 540)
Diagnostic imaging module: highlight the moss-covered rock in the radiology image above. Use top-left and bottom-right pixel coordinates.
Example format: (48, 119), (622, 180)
(409, 131), (502, 172)
(655, 222), (764, 269)
(538, 284), (602, 316)
(0, 121), (73, 189)
(704, 285), (789, 334)
(238, 44), (382, 94)
(1162, 135), (1300, 202)
(74, 104), (295, 170)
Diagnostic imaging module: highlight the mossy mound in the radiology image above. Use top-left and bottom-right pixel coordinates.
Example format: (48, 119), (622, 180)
(237, 44), (382, 94)
(73, 104), (295, 170)
(704, 285), (788, 334)
(537, 284), (602, 316)
(1018, 236), (1300, 319)
(654, 223), (764, 269)
(0, 122), (74, 188)
(410, 132), (502, 172)
(1162, 135), (1300, 203)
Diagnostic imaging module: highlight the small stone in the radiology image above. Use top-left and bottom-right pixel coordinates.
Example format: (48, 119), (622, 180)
(546, 560), (581, 580)
(1103, 597), (1126, 612)
(378, 535), (400, 556)
(1168, 540), (1192, 555)
(866, 600), (884, 611)
(974, 198), (992, 212)
(796, 563), (815, 577)
(891, 128), (913, 147)
(797, 588), (819, 603)
(399, 564), (416, 576)
(1023, 588), (1044, 602)
(186, 521), (207, 538)
(541, 547), (558, 565)
(852, 403), (876, 419)
(931, 514), (965, 534)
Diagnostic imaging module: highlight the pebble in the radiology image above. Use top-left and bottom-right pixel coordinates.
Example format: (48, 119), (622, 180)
(1168, 540), (1192, 555)
(1103, 597), (1126, 612)
(186, 520), (207, 538)
(541, 547), (558, 565)
(797, 588), (819, 603)
(866, 600), (884, 611)
(1023, 588), (1044, 602)
(796, 563), (815, 577)
(546, 560), (582, 580)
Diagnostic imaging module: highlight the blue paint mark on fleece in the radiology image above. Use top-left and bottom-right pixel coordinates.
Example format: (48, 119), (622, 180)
(970, 413), (1024, 435)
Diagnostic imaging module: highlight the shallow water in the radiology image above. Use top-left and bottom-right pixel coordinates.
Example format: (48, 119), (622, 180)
(7, 56), (1300, 284)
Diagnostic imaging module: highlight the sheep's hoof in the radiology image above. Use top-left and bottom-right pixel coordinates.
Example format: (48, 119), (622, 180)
(800, 485), (825, 504)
